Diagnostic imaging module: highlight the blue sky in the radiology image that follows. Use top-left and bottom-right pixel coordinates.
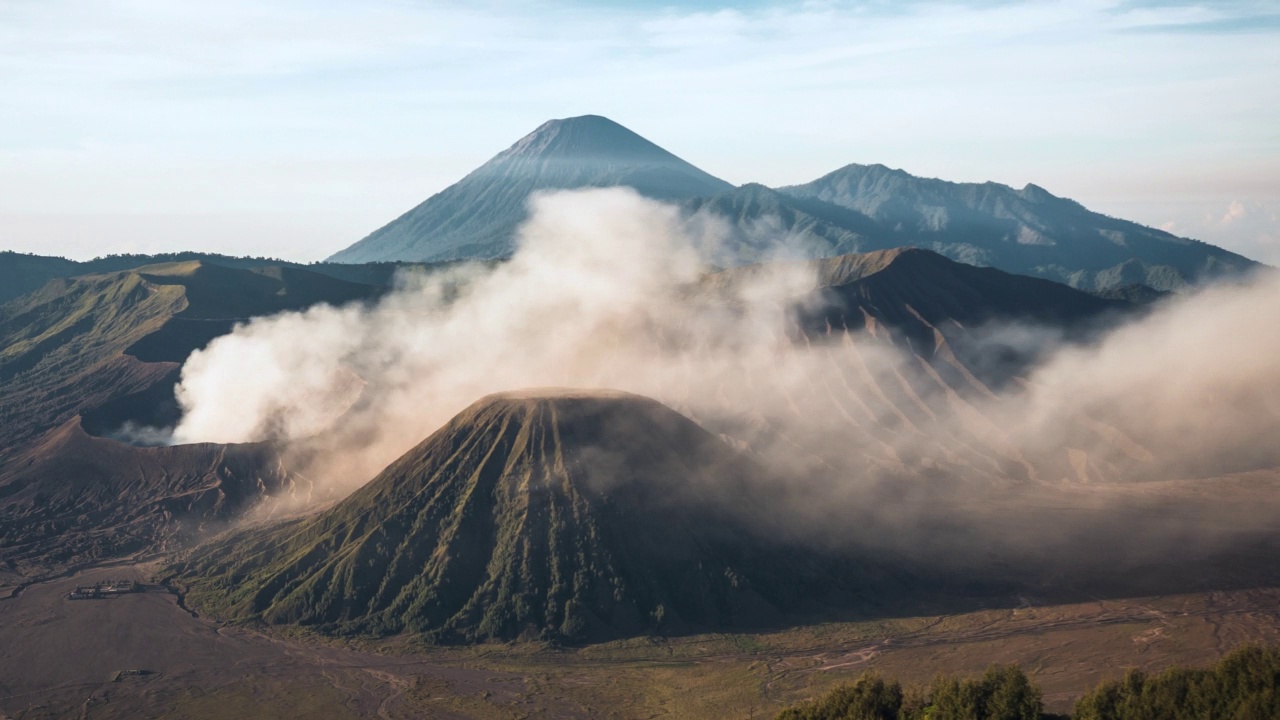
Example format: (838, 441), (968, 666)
(1, 0), (1277, 262)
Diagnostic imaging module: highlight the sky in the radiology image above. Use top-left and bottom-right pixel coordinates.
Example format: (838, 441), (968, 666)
(1, 0), (1277, 263)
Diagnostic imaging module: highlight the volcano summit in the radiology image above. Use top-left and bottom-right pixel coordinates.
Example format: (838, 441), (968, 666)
(172, 389), (866, 642)
(328, 115), (732, 264)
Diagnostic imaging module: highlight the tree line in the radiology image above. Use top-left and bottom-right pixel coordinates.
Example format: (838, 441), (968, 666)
(775, 644), (1280, 720)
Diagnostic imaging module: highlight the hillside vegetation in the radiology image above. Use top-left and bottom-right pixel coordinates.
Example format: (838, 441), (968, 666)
(171, 390), (880, 643)
(1074, 645), (1280, 720)
(0, 262), (380, 578)
(0, 261), (379, 450)
(775, 645), (1280, 720)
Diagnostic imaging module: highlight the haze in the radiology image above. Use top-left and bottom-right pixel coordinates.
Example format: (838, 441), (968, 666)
(2, 0), (1278, 263)
(172, 189), (1280, 548)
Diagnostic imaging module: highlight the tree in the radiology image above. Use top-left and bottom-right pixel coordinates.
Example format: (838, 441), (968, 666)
(774, 673), (904, 720)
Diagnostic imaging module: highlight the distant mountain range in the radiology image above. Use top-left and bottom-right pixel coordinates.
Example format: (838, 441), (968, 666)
(776, 164), (1251, 291)
(0, 250), (467, 305)
(5, 115), (1255, 295)
(328, 115), (1259, 291)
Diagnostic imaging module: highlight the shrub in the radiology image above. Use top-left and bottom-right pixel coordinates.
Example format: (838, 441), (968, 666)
(774, 665), (1040, 720)
(775, 673), (904, 720)
(1073, 645), (1280, 720)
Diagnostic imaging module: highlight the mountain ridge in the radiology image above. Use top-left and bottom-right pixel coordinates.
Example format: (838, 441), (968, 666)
(326, 116), (1260, 291)
(778, 163), (1257, 290)
(0, 250), (472, 306)
(0, 261), (384, 576)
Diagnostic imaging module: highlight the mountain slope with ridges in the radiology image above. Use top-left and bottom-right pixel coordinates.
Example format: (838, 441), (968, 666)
(173, 390), (874, 642)
(688, 248), (1144, 487)
(0, 261), (381, 450)
(328, 115), (733, 263)
(0, 262), (381, 579)
(702, 247), (1125, 357)
(0, 419), (306, 578)
(681, 183), (890, 265)
(778, 163), (1258, 291)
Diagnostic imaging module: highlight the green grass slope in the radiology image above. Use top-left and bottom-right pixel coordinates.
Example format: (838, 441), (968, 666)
(0, 261), (380, 451)
(0, 269), (188, 451)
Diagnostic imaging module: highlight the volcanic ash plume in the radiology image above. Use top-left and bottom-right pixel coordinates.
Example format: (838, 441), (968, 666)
(170, 187), (1280, 546)
(173, 188), (808, 487)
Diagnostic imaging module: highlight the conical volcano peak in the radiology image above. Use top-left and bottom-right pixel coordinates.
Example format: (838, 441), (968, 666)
(439, 387), (714, 478)
(501, 115), (674, 161)
(492, 114), (712, 172)
(173, 388), (846, 642)
(327, 115), (731, 263)
(479, 386), (648, 403)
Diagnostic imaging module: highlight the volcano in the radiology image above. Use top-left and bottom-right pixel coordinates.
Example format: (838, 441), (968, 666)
(327, 116), (1260, 290)
(173, 390), (865, 642)
(327, 115), (732, 264)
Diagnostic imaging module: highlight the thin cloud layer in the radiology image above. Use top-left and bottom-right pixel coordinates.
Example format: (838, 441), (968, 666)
(1, 1), (1276, 260)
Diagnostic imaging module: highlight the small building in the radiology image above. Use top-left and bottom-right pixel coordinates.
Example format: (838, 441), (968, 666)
(66, 579), (138, 600)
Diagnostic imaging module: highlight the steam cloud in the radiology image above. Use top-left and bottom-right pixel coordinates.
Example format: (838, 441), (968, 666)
(170, 188), (1280, 573)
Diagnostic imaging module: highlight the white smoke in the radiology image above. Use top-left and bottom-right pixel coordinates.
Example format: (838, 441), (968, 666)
(173, 188), (810, 485)
(168, 187), (1280, 560)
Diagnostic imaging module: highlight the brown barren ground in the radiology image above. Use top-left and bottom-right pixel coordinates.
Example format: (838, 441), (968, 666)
(3, 562), (1280, 718)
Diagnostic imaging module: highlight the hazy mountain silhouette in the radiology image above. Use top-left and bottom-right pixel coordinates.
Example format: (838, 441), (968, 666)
(778, 163), (1258, 290)
(0, 250), (471, 305)
(681, 183), (888, 265)
(695, 248), (1136, 486)
(327, 116), (1260, 291)
(777, 247), (1125, 356)
(328, 115), (733, 263)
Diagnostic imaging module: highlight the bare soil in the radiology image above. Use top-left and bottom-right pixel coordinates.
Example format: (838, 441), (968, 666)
(4, 562), (1280, 718)
(0, 563), (579, 719)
